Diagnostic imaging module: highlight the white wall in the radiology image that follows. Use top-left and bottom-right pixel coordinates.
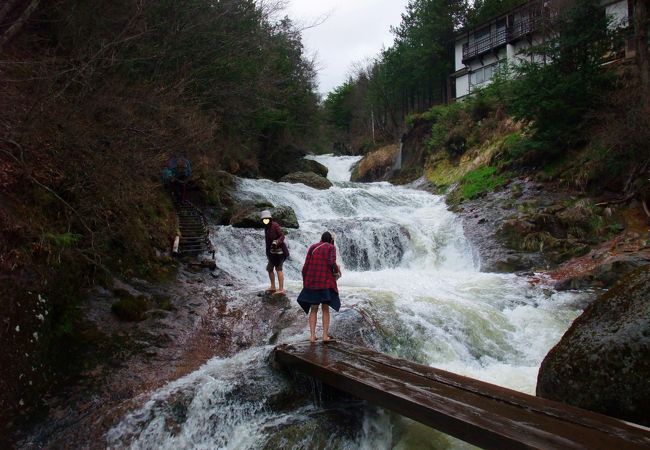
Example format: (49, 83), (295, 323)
(455, 39), (466, 71)
(456, 74), (470, 98)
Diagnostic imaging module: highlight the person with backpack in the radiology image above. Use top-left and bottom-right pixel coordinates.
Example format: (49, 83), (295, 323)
(262, 210), (288, 296)
(164, 156), (192, 201)
(297, 231), (341, 343)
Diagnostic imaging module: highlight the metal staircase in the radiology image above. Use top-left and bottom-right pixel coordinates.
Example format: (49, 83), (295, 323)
(174, 199), (214, 257)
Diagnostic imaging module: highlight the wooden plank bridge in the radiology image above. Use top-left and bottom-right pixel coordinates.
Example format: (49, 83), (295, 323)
(273, 341), (650, 450)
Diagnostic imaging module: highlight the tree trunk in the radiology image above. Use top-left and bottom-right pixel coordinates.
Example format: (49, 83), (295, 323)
(634, 0), (649, 90)
(0, 0), (41, 51)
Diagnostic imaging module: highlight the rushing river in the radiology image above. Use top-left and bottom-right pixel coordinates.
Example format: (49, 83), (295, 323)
(107, 155), (588, 449)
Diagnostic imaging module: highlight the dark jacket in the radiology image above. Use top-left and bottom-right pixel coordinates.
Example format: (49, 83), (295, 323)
(264, 221), (288, 258)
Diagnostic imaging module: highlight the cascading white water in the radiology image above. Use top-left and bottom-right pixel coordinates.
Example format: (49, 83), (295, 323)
(108, 154), (590, 449)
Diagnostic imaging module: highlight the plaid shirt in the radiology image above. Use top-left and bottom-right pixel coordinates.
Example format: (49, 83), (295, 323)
(302, 242), (338, 291)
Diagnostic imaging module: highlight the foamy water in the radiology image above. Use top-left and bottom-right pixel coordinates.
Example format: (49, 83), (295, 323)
(107, 154), (588, 449)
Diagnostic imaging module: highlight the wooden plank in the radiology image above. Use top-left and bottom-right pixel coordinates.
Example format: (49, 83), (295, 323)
(273, 341), (650, 450)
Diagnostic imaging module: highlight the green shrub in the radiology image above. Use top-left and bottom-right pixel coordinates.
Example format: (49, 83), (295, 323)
(505, 0), (613, 161)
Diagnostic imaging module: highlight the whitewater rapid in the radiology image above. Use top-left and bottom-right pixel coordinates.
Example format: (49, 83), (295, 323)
(107, 154), (588, 449)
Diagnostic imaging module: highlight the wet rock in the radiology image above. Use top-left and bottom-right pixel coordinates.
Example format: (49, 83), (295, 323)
(591, 254), (650, 286)
(280, 171), (332, 190)
(302, 159), (329, 178)
(201, 259), (217, 270)
(489, 255), (539, 273)
(537, 265), (650, 426)
(230, 204), (299, 229)
(270, 205), (299, 229)
(111, 294), (150, 321)
(350, 145), (399, 183)
(329, 309), (372, 345)
(261, 408), (362, 450)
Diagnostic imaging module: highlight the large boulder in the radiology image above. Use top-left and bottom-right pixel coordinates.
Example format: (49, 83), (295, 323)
(280, 171), (332, 190)
(302, 159), (329, 178)
(536, 265), (650, 426)
(350, 145), (399, 182)
(230, 204), (299, 229)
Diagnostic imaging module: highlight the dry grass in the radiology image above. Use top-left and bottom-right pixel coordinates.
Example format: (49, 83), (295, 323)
(357, 145), (399, 180)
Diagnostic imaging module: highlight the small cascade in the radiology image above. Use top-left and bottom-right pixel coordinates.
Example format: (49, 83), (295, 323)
(108, 154), (589, 449)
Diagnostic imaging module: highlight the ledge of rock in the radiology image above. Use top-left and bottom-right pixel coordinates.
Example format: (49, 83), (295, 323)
(301, 159), (329, 178)
(231, 204), (299, 229)
(280, 171), (332, 190)
(536, 264), (650, 427)
(350, 145), (398, 183)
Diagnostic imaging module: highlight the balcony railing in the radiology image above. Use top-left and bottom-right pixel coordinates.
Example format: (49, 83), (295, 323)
(507, 16), (536, 42)
(463, 28), (507, 61)
(462, 16), (539, 62)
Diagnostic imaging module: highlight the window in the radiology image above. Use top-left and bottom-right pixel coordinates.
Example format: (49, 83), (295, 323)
(474, 27), (490, 42)
(469, 61), (504, 88)
(471, 69), (485, 85)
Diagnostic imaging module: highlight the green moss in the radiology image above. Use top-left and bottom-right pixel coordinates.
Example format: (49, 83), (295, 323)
(459, 166), (509, 200)
(425, 157), (465, 188)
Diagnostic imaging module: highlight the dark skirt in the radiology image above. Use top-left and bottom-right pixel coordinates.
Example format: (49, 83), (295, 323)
(297, 288), (341, 314)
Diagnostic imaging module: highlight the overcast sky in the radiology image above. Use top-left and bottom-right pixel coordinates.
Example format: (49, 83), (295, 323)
(285, 0), (410, 96)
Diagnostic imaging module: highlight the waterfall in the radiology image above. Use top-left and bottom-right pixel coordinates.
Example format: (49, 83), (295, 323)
(393, 141), (403, 172)
(107, 155), (589, 449)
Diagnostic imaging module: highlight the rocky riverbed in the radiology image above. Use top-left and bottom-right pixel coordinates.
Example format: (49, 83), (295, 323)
(12, 264), (304, 449)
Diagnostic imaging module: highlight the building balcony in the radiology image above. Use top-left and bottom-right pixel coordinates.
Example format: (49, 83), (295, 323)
(462, 28), (507, 62)
(507, 16), (537, 42)
(462, 16), (539, 63)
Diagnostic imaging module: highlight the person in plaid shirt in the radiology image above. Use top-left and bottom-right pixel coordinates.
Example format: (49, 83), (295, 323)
(297, 231), (341, 342)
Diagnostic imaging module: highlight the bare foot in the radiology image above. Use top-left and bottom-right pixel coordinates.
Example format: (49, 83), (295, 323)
(265, 287), (276, 293)
(309, 335), (316, 343)
(272, 289), (286, 296)
(323, 336), (333, 342)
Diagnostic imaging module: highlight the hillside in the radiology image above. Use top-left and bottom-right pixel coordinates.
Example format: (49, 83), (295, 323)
(0, 0), (320, 436)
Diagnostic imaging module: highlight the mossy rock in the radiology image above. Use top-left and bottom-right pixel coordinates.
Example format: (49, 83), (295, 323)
(301, 159), (328, 178)
(537, 265), (650, 426)
(231, 205), (299, 229)
(350, 145), (398, 182)
(279, 171), (332, 190)
(111, 294), (150, 321)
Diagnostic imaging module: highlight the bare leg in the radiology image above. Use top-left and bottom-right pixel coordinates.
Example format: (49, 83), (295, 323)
(266, 270), (276, 292)
(309, 306), (318, 342)
(275, 270), (285, 294)
(322, 305), (331, 341)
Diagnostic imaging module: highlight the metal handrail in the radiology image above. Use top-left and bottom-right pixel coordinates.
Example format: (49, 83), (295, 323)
(462, 27), (507, 60)
(461, 15), (541, 62)
(508, 16), (536, 41)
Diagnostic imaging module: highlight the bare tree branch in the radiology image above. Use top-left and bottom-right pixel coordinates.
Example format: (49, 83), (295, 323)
(0, 139), (95, 248)
(0, 0), (41, 52)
